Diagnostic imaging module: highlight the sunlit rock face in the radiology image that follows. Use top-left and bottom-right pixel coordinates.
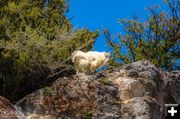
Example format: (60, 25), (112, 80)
(25, 113), (56, 119)
(0, 60), (179, 119)
(15, 74), (121, 118)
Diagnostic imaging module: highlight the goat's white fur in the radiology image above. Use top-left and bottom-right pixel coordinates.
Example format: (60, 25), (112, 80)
(71, 50), (110, 74)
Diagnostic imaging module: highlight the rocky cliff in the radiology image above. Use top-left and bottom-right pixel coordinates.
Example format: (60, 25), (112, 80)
(0, 61), (179, 119)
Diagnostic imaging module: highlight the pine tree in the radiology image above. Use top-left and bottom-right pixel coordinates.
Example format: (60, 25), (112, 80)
(0, 0), (98, 101)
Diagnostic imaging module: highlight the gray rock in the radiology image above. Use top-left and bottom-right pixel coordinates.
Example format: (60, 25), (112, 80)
(1, 60), (179, 119)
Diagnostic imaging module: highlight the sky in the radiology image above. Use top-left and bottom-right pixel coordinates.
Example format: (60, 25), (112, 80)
(66, 0), (169, 52)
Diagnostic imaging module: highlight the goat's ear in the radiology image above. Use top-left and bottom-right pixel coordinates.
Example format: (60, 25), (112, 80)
(104, 53), (110, 57)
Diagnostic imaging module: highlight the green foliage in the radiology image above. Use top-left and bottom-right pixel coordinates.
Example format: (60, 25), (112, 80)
(82, 112), (93, 119)
(0, 0), (98, 101)
(42, 87), (54, 96)
(100, 77), (110, 85)
(105, 0), (180, 70)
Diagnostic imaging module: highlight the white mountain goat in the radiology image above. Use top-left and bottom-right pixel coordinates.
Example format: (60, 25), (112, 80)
(71, 50), (110, 74)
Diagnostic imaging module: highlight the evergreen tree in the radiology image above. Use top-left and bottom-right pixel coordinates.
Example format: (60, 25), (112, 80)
(0, 0), (98, 101)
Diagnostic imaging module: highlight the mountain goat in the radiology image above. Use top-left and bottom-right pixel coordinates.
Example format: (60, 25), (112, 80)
(71, 50), (110, 74)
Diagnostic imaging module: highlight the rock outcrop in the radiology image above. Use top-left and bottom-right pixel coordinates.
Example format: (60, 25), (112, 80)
(0, 61), (179, 119)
